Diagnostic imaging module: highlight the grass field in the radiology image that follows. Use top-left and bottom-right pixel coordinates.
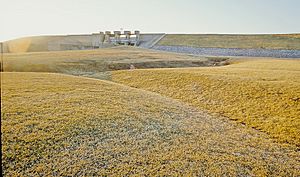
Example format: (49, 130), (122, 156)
(2, 72), (300, 176)
(1, 46), (300, 175)
(113, 59), (300, 146)
(2, 47), (228, 79)
(158, 34), (300, 50)
(273, 34), (300, 39)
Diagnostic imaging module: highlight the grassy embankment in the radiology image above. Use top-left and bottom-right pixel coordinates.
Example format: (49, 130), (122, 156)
(113, 59), (300, 146)
(2, 47), (228, 80)
(2, 72), (300, 176)
(4, 33), (300, 53)
(158, 34), (300, 50)
(1, 46), (300, 175)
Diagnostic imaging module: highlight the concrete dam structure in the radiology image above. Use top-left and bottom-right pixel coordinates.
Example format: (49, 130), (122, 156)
(2, 31), (166, 53)
(49, 30), (142, 51)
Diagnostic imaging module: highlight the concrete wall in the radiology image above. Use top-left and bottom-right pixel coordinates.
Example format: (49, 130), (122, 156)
(3, 33), (166, 53)
(48, 35), (94, 51)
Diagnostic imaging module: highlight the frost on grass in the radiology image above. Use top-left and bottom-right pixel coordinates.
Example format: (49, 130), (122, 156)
(113, 59), (300, 146)
(2, 72), (300, 176)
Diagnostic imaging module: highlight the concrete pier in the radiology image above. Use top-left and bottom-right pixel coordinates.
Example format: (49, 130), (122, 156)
(114, 31), (121, 43)
(91, 30), (141, 46)
(99, 32), (105, 44)
(134, 31), (140, 46)
(104, 31), (111, 43)
(124, 31), (131, 45)
(91, 33), (100, 48)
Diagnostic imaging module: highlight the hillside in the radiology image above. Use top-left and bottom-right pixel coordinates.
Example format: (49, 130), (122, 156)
(3, 33), (300, 53)
(157, 34), (300, 50)
(2, 47), (229, 79)
(2, 72), (299, 176)
(113, 59), (300, 146)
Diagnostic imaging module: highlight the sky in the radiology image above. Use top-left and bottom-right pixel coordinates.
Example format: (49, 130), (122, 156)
(0, 0), (300, 41)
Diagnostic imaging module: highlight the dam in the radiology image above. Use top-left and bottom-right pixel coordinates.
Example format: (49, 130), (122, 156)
(2, 31), (166, 53)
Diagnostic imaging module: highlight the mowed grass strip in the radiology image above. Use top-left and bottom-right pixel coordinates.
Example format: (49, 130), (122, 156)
(2, 72), (299, 176)
(113, 59), (300, 146)
(158, 34), (300, 50)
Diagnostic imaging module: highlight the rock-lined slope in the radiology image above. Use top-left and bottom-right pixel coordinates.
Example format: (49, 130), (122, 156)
(2, 72), (299, 176)
(153, 34), (300, 58)
(153, 46), (300, 58)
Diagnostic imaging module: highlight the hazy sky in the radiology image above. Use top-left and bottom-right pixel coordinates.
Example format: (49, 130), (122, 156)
(1, 0), (299, 41)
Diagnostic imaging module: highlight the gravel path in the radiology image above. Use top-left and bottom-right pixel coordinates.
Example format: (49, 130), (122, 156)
(153, 45), (300, 58)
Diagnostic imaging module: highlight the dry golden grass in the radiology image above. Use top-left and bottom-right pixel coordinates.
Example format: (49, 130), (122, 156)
(113, 59), (300, 146)
(2, 47), (227, 80)
(273, 34), (300, 39)
(2, 72), (300, 176)
(158, 34), (300, 50)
